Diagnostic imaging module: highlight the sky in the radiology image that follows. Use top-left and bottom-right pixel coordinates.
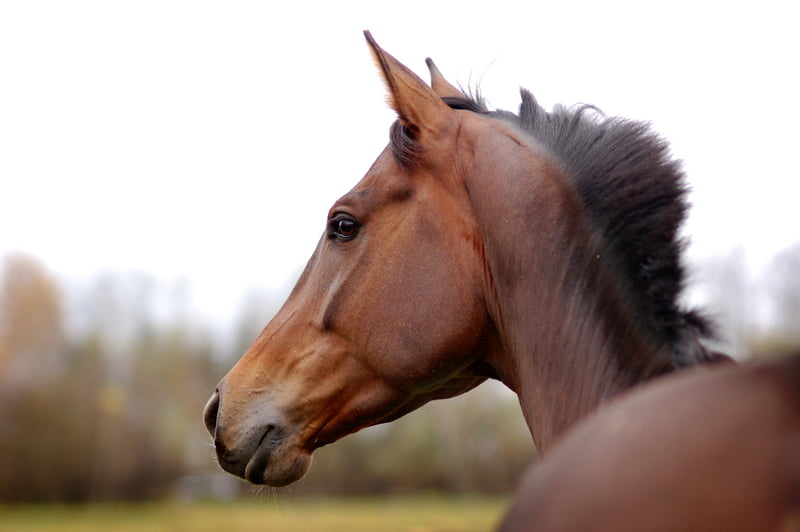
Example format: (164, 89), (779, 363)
(1, 1), (798, 328)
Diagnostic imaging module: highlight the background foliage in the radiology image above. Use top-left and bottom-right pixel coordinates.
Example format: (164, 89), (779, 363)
(0, 245), (798, 503)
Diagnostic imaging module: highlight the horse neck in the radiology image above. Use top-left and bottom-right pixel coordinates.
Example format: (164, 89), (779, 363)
(495, 268), (670, 453)
(466, 155), (672, 454)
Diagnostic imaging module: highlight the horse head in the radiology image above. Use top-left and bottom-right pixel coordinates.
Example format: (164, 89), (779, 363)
(203, 32), (532, 486)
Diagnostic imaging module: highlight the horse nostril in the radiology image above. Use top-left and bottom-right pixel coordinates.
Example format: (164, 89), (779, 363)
(203, 390), (221, 437)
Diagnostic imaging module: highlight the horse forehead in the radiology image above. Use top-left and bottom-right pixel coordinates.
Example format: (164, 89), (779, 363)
(337, 148), (416, 208)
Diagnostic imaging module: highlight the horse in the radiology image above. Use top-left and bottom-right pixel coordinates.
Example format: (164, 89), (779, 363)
(500, 352), (800, 531)
(203, 31), (721, 488)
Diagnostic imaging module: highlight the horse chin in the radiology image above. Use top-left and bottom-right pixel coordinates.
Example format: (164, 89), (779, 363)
(214, 422), (313, 487)
(246, 446), (312, 487)
(228, 440), (312, 487)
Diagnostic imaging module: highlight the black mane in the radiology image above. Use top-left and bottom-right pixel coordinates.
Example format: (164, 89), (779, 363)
(443, 92), (714, 368)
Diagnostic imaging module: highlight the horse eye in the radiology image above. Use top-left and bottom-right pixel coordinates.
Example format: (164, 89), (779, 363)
(328, 214), (360, 241)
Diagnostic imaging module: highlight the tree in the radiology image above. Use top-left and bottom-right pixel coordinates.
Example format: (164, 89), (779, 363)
(0, 253), (65, 388)
(764, 242), (800, 347)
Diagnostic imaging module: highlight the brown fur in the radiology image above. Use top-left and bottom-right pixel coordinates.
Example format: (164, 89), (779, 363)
(500, 354), (800, 532)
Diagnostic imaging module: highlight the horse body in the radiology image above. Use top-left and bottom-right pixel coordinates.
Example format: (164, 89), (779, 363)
(500, 354), (800, 532)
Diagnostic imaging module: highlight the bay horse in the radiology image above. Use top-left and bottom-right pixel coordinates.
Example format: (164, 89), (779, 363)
(500, 352), (800, 531)
(204, 32), (720, 487)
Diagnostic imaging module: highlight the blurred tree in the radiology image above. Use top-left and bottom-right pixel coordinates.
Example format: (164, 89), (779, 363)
(231, 287), (280, 359)
(0, 261), (206, 502)
(761, 242), (800, 350)
(0, 253), (65, 388)
(12, 243), (800, 503)
(691, 249), (752, 358)
(0, 254), (94, 501)
(690, 244), (800, 360)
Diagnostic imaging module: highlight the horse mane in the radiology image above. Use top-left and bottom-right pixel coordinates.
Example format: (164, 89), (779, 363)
(439, 92), (715, 369)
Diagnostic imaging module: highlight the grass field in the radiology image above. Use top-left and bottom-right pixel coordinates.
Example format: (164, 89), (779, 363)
(0, 496), (508, 532)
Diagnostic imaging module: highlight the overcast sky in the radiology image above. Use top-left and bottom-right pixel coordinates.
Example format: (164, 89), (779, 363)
(1, 0), (797, 325)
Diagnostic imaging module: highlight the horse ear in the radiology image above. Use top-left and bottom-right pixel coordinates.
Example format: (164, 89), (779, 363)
(425, 58), (466, 99)
(364, 31), (452, 136)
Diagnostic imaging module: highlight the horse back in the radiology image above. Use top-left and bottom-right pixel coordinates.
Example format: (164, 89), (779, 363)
(500, 353), (800, 532)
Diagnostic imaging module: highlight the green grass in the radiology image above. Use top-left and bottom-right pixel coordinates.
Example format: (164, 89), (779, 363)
(0, 496), (508, 532)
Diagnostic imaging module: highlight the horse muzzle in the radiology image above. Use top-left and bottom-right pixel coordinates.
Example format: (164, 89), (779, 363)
(203, 388), (312, 486)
